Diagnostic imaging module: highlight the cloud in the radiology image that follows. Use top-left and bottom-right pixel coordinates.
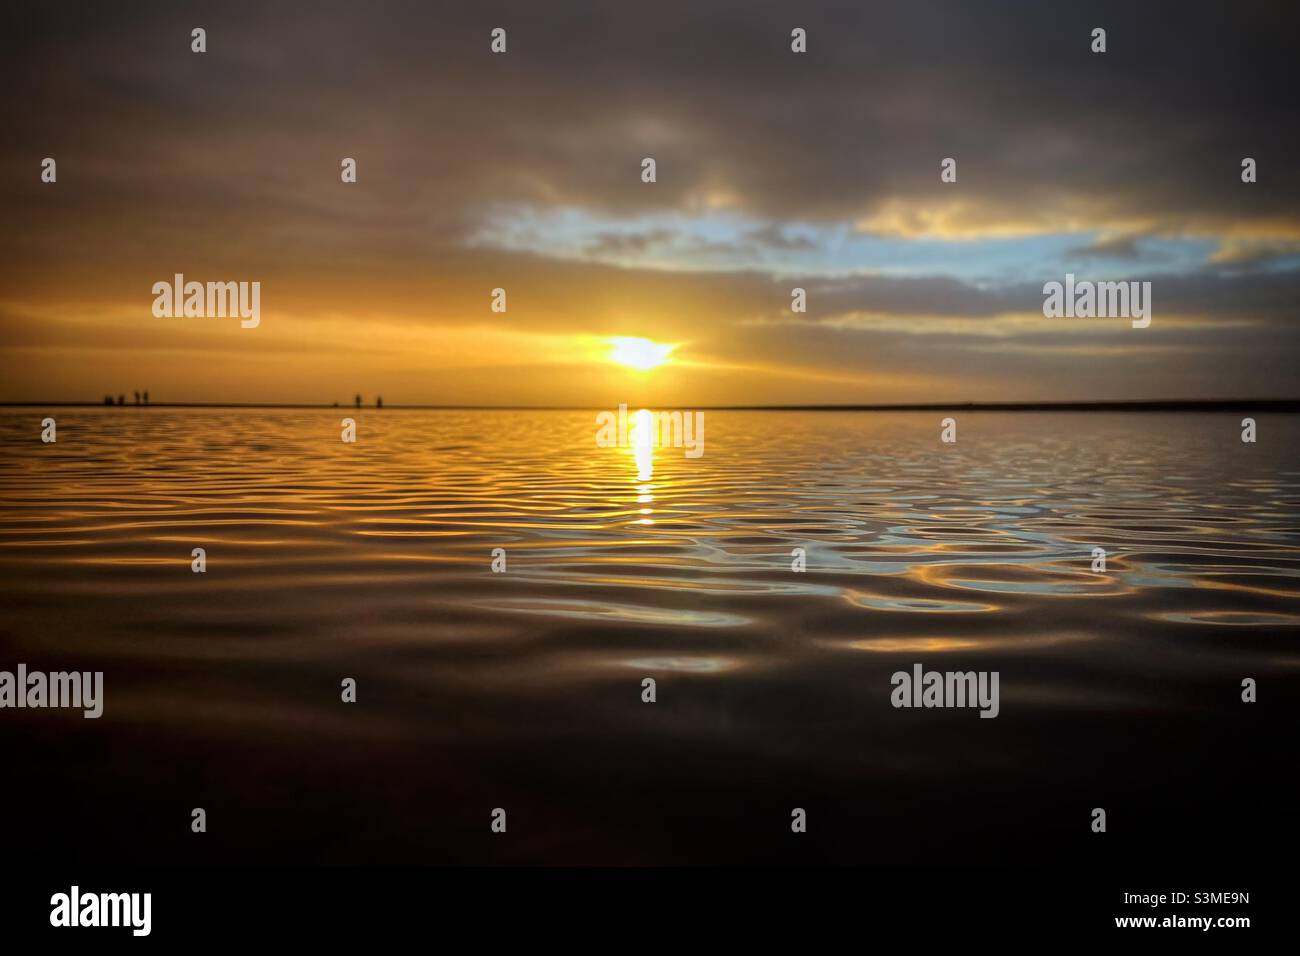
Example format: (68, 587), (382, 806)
(1067, 235), (1145, 260)
(1208, 238), (1300, 269)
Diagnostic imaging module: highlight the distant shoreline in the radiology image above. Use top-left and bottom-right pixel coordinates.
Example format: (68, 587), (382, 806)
(3, 399), (1298, 412)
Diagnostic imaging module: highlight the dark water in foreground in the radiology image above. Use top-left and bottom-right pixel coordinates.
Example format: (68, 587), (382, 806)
(1, 409), (1297, 865)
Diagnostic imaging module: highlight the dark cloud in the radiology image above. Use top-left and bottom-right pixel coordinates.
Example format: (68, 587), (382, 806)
(1067, 236), (1144, 259)
(581, 229), (676, 257)
(745, 224), (817, 251)
(4, 0), (1298, 236)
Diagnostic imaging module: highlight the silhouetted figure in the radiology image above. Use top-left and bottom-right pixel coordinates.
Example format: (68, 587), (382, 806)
(143, 390), (149, 405)
(117, 395), (125, 406)
(133, 391), (140, 405)
(103, 395), (114, 405)
(355, 394), (362, 408)
(377, 396), (383, 409)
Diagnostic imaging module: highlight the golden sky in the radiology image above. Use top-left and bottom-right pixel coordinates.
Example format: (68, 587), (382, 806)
(2, 0), (1298, 405)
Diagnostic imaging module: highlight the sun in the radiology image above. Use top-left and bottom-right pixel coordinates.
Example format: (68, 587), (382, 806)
(607, 336), (675, 371)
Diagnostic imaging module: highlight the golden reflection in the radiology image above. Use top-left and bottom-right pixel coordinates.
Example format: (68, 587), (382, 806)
(835, 633), (1088, 653)
(630, 407), (655, 484)
(635, 481), (655, 525)
(624, 408), (656, 523)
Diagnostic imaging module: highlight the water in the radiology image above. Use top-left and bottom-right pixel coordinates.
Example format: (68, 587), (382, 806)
(1, 408), (1297, 865)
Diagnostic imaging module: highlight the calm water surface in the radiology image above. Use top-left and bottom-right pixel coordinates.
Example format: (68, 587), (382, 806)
(1, 409), (1297, 864)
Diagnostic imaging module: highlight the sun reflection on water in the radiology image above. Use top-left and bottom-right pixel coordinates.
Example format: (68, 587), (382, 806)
(629, 408), (656, 522)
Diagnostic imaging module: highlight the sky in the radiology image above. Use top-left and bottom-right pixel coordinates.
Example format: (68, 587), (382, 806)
(1, 0), (1298, 406)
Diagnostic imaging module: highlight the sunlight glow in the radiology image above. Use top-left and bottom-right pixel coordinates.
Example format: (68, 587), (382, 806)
(608, 336), (675, 371)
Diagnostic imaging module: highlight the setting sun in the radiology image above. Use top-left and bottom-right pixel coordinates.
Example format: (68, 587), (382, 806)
(607, 336), (675, 371)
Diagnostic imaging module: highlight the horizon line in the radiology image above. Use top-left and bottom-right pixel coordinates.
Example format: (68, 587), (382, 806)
(3, 399), (1298, 412)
